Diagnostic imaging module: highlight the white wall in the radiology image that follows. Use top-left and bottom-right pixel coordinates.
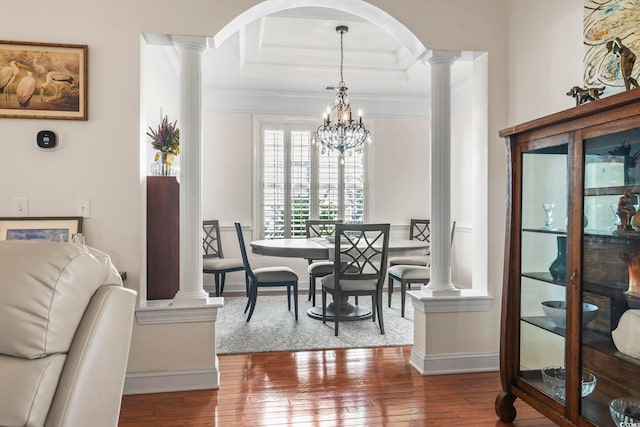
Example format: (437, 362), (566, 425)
(369, 117), (429, 223)
(507, 0), (584, 124)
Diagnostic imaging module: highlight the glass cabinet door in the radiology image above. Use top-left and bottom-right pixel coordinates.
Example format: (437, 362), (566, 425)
(581, 128), (640, 426)
(519, 142), (569, 403)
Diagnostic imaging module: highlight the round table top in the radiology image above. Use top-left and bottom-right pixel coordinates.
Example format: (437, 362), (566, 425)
(250, 237), (428, 259)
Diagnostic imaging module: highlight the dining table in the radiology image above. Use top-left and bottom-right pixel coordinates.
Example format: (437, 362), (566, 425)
(250, 237), (429, 321)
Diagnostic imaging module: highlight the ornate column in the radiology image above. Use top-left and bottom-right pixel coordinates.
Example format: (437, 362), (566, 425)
(171, 35), (210, 305)
(424, 50), (460, 296)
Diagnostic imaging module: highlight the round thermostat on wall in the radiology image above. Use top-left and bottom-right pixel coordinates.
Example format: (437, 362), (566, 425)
(36, 130), (58, 150)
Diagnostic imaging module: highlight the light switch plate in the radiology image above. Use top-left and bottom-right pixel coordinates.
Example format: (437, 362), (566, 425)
(77, 197), (91, 218)
(12, 197), (28, 216)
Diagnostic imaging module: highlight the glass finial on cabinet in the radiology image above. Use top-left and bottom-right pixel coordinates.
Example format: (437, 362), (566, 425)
(543, 203), (555, 230)
(610, 204), (622, 231)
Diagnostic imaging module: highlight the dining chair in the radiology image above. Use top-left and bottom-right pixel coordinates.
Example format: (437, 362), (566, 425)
(306, 219), (342, 306)
(387, 221), (456, 317)
(235, 222), (299, 321)
(388, 219), (430, 267)
(203, 220), (247, 297)
(321, 223), (390, 336)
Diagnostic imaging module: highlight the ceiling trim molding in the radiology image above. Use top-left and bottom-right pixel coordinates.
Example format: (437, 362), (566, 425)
(211, 0), (428, 61)
(201, 74), (474, 117)
(202, 87), (430, 117)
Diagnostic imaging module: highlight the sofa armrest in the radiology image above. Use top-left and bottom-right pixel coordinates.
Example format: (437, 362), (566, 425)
(46, 285), (136, 427)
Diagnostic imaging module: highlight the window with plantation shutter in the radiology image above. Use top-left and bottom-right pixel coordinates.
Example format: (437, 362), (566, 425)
(258, 120), (367, 239)
(290, 130), (311, 238)
(343, 151), (365, 223)
(318, 149), (340, 220)
(263, 129), (285, 239)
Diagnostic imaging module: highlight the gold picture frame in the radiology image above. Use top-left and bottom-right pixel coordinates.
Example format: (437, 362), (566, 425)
(0, 40), (87, 120)
(0, 217), (83, 242)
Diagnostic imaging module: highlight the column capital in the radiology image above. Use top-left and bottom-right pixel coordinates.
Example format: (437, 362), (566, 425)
(423, 49), (460, 66)
(171, 35), (209, 53)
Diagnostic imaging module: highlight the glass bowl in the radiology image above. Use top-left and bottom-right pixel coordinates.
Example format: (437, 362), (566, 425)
(610, 397), (640, 426)
(540, 367), (596, 401)
(581, 371), (597, 397)
(541, 366), (566, 400)
(540, 301), (598, 327)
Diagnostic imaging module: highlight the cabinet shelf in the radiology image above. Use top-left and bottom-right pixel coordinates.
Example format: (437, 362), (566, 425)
(522, 271), (627, 296)
(522, 317), (640, 425)
(585, 185), (640, 197)
(522, 227), (640, 240)
(520, 315), (637, 363)
(522, 227), (566, 235)
(520, 370), (615, 427)
(522, 271), (565, 286)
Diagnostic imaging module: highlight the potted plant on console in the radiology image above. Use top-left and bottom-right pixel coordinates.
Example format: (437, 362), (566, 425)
(148, 115), (180, 176)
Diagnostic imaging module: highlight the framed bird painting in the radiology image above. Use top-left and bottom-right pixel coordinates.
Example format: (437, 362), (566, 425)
(0, 40), (87, 120)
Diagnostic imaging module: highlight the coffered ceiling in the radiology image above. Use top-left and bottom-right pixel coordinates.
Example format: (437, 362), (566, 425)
(147, 6), (477, 116)
(202, 7), (430, 99)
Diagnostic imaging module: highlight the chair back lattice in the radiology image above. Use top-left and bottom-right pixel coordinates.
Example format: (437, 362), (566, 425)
(333, 223), (390, 287)
(408, 219), (456, 256)
(234, 222), (257, 282)
(203, 220), (223, 259)
(305, 219), (343, 239)
(409, 219), (430, 242)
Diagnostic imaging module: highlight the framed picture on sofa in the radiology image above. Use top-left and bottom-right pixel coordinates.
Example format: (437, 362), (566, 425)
(0, 217), (83, 242)
(0, 40), (88, 120)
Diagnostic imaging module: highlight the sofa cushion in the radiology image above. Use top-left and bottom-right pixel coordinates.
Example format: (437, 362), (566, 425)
(0, 241), (123, 359)
(0, 353), (66, 427)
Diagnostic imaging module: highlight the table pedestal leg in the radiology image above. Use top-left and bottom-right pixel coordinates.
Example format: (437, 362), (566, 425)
(307, 295), (372, 321)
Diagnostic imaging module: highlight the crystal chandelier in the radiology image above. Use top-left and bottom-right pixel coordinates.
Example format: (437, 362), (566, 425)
(313, 25), (371, 159)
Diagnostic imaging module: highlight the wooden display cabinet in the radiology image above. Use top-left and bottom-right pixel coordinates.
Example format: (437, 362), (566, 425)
(496, 90), (640, 426)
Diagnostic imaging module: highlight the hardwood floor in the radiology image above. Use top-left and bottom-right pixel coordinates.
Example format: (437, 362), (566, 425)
(119, 346), (555, 426)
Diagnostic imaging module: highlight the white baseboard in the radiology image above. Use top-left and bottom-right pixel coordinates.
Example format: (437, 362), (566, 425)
(123, 363), (220, 394)
(409, 347), (499, 375)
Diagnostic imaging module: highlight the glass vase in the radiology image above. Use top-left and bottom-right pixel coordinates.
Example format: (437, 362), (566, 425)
(549, 235), (567, 281)
(150, 152), (177, 176)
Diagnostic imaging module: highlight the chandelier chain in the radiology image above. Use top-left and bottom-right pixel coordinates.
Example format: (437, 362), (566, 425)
(340, 28), (344, 84)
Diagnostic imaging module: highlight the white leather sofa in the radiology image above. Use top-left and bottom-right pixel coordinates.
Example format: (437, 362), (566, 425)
(0, 241), (136, 427)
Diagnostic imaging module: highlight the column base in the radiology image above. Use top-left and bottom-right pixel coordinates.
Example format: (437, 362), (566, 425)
(422, 284), (461, 297)
(172, 289), (210, 306)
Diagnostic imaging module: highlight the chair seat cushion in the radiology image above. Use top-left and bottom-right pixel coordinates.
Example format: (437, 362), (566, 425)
(203, 257), (244, 271)
(388, 265), (430, 280)
(253, 266), (298, 283)
(308, 260), (334, 274)
(321, 274), (378, 292)
(389, 255), (429, 266)
(307, 261), (359, 275)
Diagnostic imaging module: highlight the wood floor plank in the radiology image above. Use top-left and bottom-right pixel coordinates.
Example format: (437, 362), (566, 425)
(118, 346), (555, 426)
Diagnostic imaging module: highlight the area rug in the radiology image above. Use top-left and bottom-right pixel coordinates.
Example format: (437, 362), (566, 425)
(215, 292), (414, 354)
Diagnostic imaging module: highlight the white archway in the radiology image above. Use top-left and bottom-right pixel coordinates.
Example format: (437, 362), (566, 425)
(211, 0), (429, 62)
